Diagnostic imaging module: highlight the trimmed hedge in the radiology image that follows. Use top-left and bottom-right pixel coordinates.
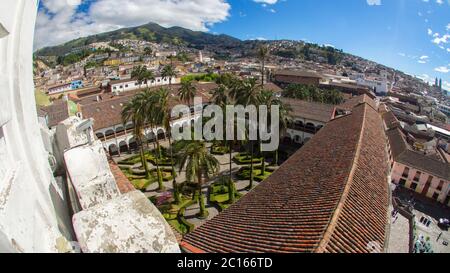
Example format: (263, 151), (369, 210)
(233, 153), (263, 165)
(211, 145), (230, 155)
(237, 166), (275, 182)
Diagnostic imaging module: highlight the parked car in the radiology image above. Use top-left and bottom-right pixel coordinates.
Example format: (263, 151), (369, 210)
(438, 218), (450, 230)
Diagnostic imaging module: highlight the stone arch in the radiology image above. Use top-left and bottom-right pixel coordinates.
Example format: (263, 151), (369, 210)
(146, 131), (156, 142)
(294, 120), (304, 129)
(119, 141), (129, 153)
(104, 129), (115, 137)
(125, 123), (134, 131)
(95, 132), (105, 140)
(305, 122), (316, 132)
(128, 137), (138, 151)
(115, 126), (125, 134)
(157, 128), (166, 140)
(108, 144), (119, 156)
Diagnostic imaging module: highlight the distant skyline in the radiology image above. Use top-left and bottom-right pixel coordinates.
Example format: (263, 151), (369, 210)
(36, 0), (450, 90)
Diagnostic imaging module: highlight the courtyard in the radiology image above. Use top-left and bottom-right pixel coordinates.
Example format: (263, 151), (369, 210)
(113, 139), (284, 235)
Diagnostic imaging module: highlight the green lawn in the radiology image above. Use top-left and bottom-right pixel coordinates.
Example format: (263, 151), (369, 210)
(35, 89), (51, 107)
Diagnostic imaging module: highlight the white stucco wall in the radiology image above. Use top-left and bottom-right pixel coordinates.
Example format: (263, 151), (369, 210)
(0, 0), (74, 252)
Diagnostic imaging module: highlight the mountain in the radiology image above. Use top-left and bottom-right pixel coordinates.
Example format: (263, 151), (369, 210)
(35, 22), (242, 56)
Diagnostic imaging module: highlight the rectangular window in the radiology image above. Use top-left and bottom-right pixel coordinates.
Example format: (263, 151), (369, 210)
(432, 193), (439, 200)
(410, 183), (418, 191)
(437, 181), (444, 191)
(399, 179), (407, 186)
(413, 171), (421, 182)
(402, 167), (410, 178)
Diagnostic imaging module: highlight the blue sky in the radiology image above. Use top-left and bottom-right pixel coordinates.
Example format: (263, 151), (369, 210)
(36, 0), (450, 89)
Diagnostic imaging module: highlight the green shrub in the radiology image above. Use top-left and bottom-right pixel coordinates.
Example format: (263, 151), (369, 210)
(233, 153), (263, 165)
(211, 145), (230, 155)
(237, 166), (274, 182)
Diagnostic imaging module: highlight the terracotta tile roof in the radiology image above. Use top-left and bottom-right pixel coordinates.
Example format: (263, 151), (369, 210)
(387, 128), (450, 180)
(274, 70), (323, 79)
(182, 102), (390, 253)
(80, 83), (216, 131)
(108, 160), (135, 194)
(281, 98), (336, 123)
(41, 100), (70, 128)
(382, 111), (400, 130)
(338, 94), (377, 112)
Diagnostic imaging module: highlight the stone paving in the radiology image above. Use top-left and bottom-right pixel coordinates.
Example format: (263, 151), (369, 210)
(393, 187), (450, 253)
(387, 205), (410, 253)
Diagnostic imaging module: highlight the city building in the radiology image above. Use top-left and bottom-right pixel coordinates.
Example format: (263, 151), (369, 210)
(273, 70), (323, 87)
(181, 101), (390, 253)
(282, 98), (336, 144)
(387, 126), (450, 206)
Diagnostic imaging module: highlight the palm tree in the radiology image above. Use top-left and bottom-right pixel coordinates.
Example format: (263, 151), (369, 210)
(178, 141), (220, 219)
(153, 87), (181, 203)
(211, 84), (229, 108)
(121, 93), (150, 179)
(178, 80), (197, 108)
(211, 84), (237, 203)
(138, 89), (165, 191)
(257, 44), (269, 88)
(131, 65), (147, 88)
(162, 64), (176, 87)
(232, 78), (263, 190)
(143, 70), (155, 88)
(258, 90), (292, 168)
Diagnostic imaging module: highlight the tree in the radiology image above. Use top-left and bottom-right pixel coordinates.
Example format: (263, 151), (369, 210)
(136, 89), (165, 191)
(232, 78), (263, 190)
(211, 84), (237, 203)
(162, 64), (176, 86)
(144, 47), (153, 56)
(143, 70), (155, 88)
(153, 87), (181, 203)
(178, 141), (220, 219)
(131, 65), (148, 88)
(257, 44), (269, 87)
(121, 92), (150, 180)
(178, 80), (197, 107)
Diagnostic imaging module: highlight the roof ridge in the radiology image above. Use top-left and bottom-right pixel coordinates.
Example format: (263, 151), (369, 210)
(315, 103), (368, 253)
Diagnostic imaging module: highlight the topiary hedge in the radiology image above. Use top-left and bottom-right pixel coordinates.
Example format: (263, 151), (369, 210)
(211, 145), (230, 155)
(237, 166), (275, 182)
(233, 153), (263, 165)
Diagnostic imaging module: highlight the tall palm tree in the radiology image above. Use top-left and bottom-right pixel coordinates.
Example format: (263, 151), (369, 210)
(121, 93), (150, 179)
(138, 89), (165, 191)
(153, 87), (181, 203)
(178, 141), (220, 219)
(211, 84), (237, 203)
(162, 64), (176, 87)
(143, 70), (155, 88)
(178, 80), (197, 108)
(257, 44), (269, 88)
(258, 90), (292, 169)
(131, 65), (147, 89)
(232, 78), (263, 190)
(211, 84), (229, 108)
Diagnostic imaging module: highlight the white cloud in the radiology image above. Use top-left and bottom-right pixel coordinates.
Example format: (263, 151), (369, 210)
(35, 0), (231, 49)
(253, 0), (278, 4)
(435, 66), (450, 73)
(367, 0), (381, 6)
